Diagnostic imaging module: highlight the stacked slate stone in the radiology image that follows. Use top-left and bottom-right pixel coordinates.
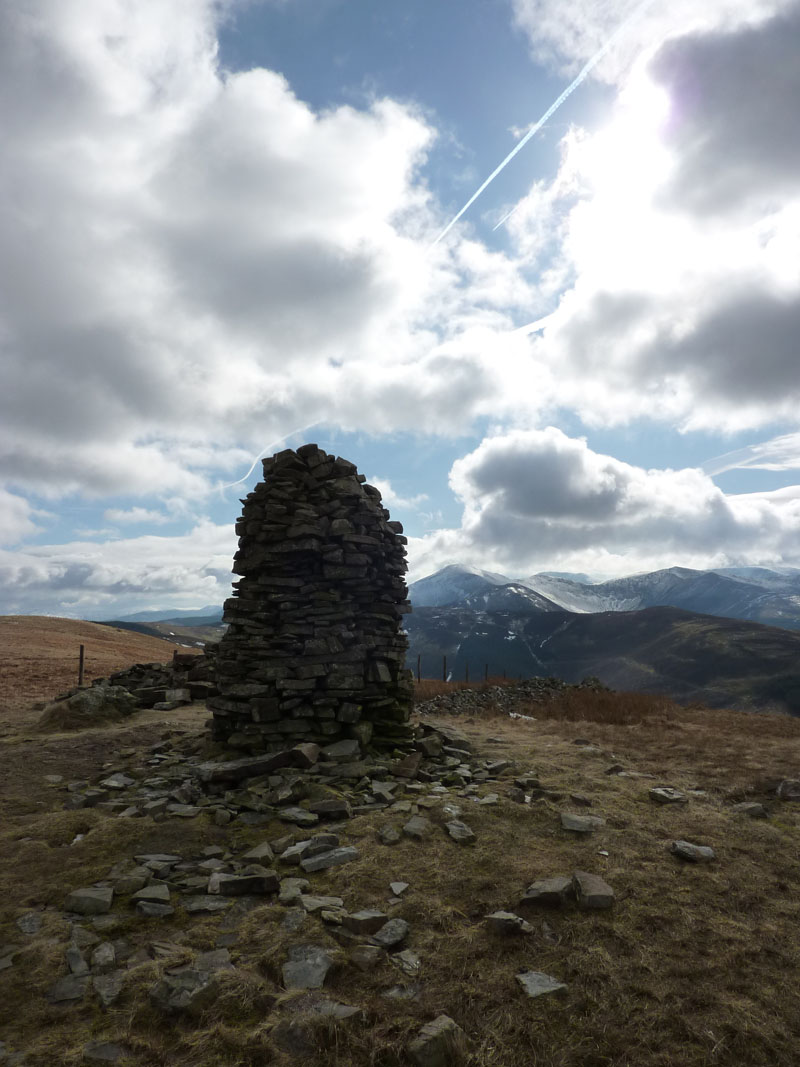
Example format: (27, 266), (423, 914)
(209, 444), (414, 750)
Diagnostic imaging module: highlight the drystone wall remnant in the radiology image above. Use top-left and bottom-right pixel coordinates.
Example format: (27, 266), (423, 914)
(209, 444), (414, 749)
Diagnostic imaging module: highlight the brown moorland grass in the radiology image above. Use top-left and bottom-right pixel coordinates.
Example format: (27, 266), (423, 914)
(0, 615), (186, 727)
(1, 640), (800, 1064)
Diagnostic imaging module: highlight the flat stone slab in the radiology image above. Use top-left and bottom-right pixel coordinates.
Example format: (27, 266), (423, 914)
(300, 846), (359, 873)
(300, 894), (344, 913)
(65, 887), (114, 916)
(731, 802), (768, 818)
(131, 884), (170, 905)
(48, 974), (90, 1003)
(343, 910), (389, 935)
(671, 840), (716, 863)
(208, 867), (279, 895)
(649, 787), (688, 805)
(572, 871), (615, 909)
(408, 1014), (468, 1067)
(521, 876), (574, 907)
(560, 813), (606, 833)
(379, 825), (402, 845)
(93, 969), (125, 1008)
(486, 911), (534, 935)
(83, 1041), (130, 1064)
(372, 918), (409, 948)
(282, 944), (335, 990)
(446, 820), (476, 845)
(183, 895), (234, 914)
(150, 969), (220, 1014)
(403, 816), (433, 841)
(279, 807), (320, 828)
(516, 970), (568, 998)
(197, 751), (294, 783)
(777, 779), (800, 800)
(136, 902), (175, 917)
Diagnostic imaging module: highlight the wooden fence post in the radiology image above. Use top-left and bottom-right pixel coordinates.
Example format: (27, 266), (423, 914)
(443, 655), (447, 682)
(78, 644), (85, 687)
(416, 654), (421, 683)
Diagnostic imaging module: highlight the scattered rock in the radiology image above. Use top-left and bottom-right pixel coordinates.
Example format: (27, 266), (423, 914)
(572, 871), (615, 909)
(649, 787), (688, 805)
(731, 801), (768, 818)
(300, 846), (360, 873)
(445, 820), (476, 845)
(379, 825), (402, 846)
(390, 948), (421, 976)
(300, 894), (344, 913)
(208, 867), (279, 895)
(282, 944), (335, 990)
(48, 974), (90, 1003)
(82, 1041), (130, 1065)
(670, 840), (716, 863)
(241, 841), (275, 863)
(93, 969), (125, 1008)
(149, 969), (220, 1014)
(343, 910), (389, 936)
(65, 888), (114, 916)
(372, 918), (409, 948)
(403, 815), (433, 841)
(349, 944), (384, 972)
(776, 780), (800, 801)
(520, 877), (573, 907)
(560, 813), (606, 834)
(390, 881), (409, 896)
(485, 911), (534, 935)
(516, 970), (568, 998)
(16, 912), (43, 935)
(131, 884), (170, 906)
(408, 1014), (469, 1067)
(280, 877), (311, 905)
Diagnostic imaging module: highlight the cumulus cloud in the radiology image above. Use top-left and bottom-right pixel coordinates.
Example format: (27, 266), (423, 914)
(0, 489), (40, 546)
(500, 3), (800, 430)
(409, 429), (800, 578)
(368, 478), (429, 511)
(0, 0), (549, 509)
(103, 507), (172, 525)
(0, 520), (236, 616)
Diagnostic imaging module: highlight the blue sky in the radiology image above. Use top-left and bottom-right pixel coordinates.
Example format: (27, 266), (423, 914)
(2, 0), (800, 616)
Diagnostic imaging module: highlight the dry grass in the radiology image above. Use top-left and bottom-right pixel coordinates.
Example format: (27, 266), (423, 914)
(0, 615), (186, 729)
(2, 628), (800, 1064)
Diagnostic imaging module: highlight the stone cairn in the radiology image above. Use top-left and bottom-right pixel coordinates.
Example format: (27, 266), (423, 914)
(209, 444), (414, 750)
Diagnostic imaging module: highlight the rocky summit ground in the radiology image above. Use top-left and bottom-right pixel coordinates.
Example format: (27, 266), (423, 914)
(2, 630), (800, 1065)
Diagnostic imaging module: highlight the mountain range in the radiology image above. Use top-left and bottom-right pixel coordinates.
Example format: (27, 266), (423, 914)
(408, 564), (800, 630)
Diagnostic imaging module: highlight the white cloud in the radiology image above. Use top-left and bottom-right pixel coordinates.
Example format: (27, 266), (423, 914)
(0, 489), (40, 546)
(0, 520), (236, 616)
(2, 0), (544, 501)
(408, 429), (800, 579)
(103, 506), (172, 525)
(703, 432), (800, 475)
(369, 478), (429, 511)
(497, 5), (800, 431)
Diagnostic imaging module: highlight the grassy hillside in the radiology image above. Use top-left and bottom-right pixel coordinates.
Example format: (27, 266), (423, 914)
(0, 616), (185, 725)
(405, 606), (800, 714)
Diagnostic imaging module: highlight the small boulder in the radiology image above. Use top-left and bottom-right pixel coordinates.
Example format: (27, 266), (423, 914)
(282, 944), (335, 990)
(408, 1014), (469, 1067)
(402, 816), (433, 841)
(445, 820), (476, 846)
(516, 970), (567, 998)
(485, 911), (534, 935)
(572, 871), (615, 909)
(560, 813), (606, 834)
(520, 876), (574, 907)
(670, 840), (715, 862)
(65, 888), (114, 916)
(649, 787), (688, 805)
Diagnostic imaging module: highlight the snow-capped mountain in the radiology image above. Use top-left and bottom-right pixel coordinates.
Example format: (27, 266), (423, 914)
(411, 565), (800, 630)
(407, 564), (513, 607)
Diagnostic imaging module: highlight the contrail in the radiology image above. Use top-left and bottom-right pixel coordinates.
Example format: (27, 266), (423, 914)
(215, 421), (322, 494)
(431, 0), (655, 246)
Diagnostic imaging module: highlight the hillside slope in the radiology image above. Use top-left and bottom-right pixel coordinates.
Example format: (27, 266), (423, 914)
(0, 616), (185, 719)
(404, 605), (800, 714)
